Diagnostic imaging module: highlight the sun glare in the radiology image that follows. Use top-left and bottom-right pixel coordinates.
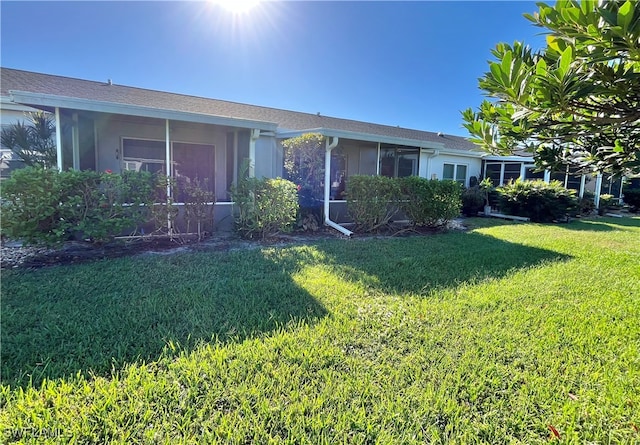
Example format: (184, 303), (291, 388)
(213, 0), (261, 14)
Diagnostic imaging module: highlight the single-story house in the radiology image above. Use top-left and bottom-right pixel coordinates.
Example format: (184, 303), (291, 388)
(0, 67), (624, 234)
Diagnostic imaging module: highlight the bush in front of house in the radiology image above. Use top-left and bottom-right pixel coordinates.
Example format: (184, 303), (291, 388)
(461, 185), (485, 216)
(230, 176), (298, 239)
(398, 176), (462, 227)
(623, 188), (640, 213)
(346, 175), (400, 232)
(0, 167), (156, 245)
(497, 179), (579, 222)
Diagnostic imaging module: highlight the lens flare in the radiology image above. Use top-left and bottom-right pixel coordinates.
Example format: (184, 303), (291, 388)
(213, 0), (260, 14)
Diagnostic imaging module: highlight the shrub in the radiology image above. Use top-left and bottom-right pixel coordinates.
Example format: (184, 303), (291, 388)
(579, 191), (596, 215)
(0, 167), (156, 245)
(461, 186), (485, 216)
(398, 177), (462, 227)
(497, 179), (578, 222)
(346, 175), (400, 232)
(597, 194), (615, 215)
(183, 178), (215, 240)
(623, 188), (640, 213)
(230, 176), (298, 239)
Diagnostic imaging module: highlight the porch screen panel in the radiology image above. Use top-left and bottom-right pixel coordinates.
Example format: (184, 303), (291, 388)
(173, 142), (215, 202)
(484, 163), (501, 184)
(397, 150), (418, 177)
(237, 130), (250, 179)
(503, 163), (521, 184)
(525, 166), (544, 180)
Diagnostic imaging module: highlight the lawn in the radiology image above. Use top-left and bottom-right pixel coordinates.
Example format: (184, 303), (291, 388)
(1, 217), (639, 444)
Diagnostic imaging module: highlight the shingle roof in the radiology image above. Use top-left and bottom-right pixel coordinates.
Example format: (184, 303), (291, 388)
(1, 67), (480, 152)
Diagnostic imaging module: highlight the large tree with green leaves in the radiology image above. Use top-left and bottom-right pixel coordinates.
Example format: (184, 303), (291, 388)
(463, 0), (640, 176)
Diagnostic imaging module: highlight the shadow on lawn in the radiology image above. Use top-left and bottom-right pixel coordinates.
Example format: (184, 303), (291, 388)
(554, 216), (640, 232)
(311, 230), (572, 296)
(1, 249), (328, 389)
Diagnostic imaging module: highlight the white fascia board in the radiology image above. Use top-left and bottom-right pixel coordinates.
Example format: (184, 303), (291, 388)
(0, 95), (40, 113)
(276, 127), (449, 149)
(8, 90), (277, 132)
(483, 155), (535, 162)
(434, 149), (486, 158)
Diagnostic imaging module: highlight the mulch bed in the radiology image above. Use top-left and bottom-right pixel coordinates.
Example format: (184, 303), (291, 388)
(1, 220), (467, 270)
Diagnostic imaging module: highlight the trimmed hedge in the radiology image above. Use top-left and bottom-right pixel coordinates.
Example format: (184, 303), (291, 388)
(345, 175), (400, 232)
(346, 175), (462, 232)
(230, 176), (298, 239)
(497, 179), (578, 222)
(398, 177), (462, 227)
(0, 167), (155, 245)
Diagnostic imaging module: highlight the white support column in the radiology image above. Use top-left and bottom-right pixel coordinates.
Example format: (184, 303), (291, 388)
(249, 129), (259, 177)
(55, 107), (63, 171)
(543, 170), (551, 183)
(233, 130), (238, 184)
(72, 113), (80, 170)
(499, 163), (505, 185)
(376, 142), (381, 175)
(93, 120), (99, 171)
(594, 173), (603, 209)
(619, 176), (625, 203)
(165, 119), (171, 197)
(165, 119), (172, 236)
(579, 174), (587, 199)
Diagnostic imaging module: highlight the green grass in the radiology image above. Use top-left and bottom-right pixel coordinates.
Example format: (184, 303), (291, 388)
(1, 217), (639, 444)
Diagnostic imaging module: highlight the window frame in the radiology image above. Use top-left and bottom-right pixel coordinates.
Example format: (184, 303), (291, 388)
(442, 162), (469, 186)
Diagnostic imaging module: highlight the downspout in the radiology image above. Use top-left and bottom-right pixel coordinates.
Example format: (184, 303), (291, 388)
(425, 149), (440, 179)
(324, 136), (352, 237)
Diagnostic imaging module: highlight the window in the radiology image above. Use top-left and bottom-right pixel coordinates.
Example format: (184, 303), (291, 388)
(122, 138), (166, 174)
(442, 163), (467, 185)
(379, 145), (419, 178)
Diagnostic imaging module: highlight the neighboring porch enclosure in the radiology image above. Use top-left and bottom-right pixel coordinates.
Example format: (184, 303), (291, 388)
(481, 157), (626, 208)
(48, 108), (280, 232)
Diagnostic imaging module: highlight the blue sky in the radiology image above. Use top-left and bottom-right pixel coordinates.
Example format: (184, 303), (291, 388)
(1, 1), (546, 136)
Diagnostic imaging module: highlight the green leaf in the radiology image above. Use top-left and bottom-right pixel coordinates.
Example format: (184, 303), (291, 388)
(535, 58), (548, 76)
(501, 50), (513, 84)
(617, 1), (634, 31)
(558, 46), (573, 77)
(613, 140), (624, 153)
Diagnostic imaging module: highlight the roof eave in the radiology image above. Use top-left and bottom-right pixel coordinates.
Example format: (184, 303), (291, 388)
(8, 90), (278, 131)
(277, 127), (485, 156)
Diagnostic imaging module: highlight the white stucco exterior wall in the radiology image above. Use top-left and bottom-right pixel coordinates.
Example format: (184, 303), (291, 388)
(426, 153), (482, 186)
